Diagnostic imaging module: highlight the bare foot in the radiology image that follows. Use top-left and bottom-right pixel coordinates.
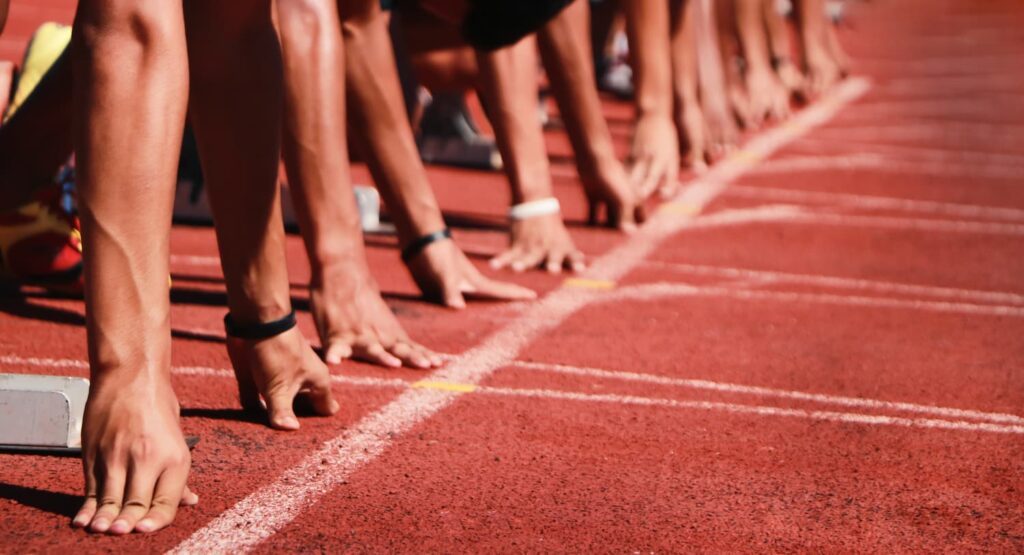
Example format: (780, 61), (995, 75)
(310, 262), (443, 369)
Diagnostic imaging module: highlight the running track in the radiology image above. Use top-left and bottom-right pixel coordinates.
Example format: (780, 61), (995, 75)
(1, 0), (1022, 552)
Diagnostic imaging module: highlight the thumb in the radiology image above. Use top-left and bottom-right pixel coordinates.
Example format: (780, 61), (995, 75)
(303, 369), (339, 417)
(444, 285), (467, 310)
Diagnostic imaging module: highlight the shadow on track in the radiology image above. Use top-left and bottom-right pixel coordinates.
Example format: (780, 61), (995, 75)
(0, 482), (78, 518)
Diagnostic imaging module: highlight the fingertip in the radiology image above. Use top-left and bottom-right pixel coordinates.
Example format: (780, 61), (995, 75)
(271, 413), (300, 431)
(108, 519), (132, 535)
(89, 518), (111, 533)
(72, 514), (90, 529)
(181, 491), (200, 506)
(135, 518), (157, 534)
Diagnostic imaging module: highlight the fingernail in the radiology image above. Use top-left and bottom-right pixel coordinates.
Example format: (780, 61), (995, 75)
(72, 516), (89, 528)
(326, 355), (341, 364)
(330, 399), (341, 413)
(109, 520), (131, 535)
(135, 519), (155, 533)
(90, 518), (110, 533)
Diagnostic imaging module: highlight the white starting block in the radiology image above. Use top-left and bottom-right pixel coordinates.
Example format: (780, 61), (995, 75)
(0, 374), (199, 456)
(0, 373), (89, 453)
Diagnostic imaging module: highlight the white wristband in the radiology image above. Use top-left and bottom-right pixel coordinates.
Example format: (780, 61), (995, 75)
(509, 197), (560, 221)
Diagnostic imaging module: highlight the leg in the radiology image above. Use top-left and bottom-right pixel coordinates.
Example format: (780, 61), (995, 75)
(70, 0), (194, 535)
(183, 0), (337, 427)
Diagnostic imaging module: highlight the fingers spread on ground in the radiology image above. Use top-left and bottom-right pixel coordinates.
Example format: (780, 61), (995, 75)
(511, 249), (546, 273)
(489, 247), (521, 270)
(109, 467), (160, 535)
(466, 275), (536, 301)
(73, 496), (98, 529)
(356, 342), (402, 368)
(567, 250), (586, 272)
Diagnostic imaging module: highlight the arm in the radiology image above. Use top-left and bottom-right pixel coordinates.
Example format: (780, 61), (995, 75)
(734, 0), (791, 122)
(537, 0), (643, 231)
(71, 0), (195, 535)
(621, 0), (681, 197)
(476, 36), (585, 273)
(338, 0), (536, 299)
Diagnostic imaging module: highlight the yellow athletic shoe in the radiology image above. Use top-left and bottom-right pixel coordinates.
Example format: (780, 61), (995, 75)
(3, 22), (71, 122)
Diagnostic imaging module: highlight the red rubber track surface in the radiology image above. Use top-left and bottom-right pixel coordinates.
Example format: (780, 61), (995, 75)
(2, 0), (1023, 552)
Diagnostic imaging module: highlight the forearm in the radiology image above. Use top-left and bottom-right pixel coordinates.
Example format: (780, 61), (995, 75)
(340, 0), (446, 245)
(276, 0), (365, 275)
(734, 0), (774, 74)
(670, 0), (700, 106)
(621, 0), (673, 119)
(476, 37), (553, 204)
(72, 4), (188, 382)
(693, 0), (731, 114)
(185, 3), (292, 324)
(537, 0), (616, 171)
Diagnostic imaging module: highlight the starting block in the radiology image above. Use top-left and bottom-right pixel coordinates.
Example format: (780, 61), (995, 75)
(0, 374), (198, 456)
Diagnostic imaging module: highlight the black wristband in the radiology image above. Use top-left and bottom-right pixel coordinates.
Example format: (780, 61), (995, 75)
(401, 228), (452, 263)
(224, 310), (297, 340)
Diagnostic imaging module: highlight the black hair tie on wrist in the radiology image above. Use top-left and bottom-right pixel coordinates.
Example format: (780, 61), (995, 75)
(224, 310), (297, 340)
(401, 228), (452, 263)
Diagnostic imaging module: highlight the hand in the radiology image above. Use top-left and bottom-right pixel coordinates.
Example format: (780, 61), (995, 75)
(676, 103), (711, 175)
(490, 213), (585, 274)
(804, 46), (844, 98)
(727, 80), (757, 130)
(579, 155), (646, 232)
(311, 263), (443, 369)
(628, 114), (681, 199)
(744, 68), (792, 125)
(73, 377), (198, 534)
(227, 327), (339, 430)
(407, 237), (537, 308)
(700, 95), (740, 161)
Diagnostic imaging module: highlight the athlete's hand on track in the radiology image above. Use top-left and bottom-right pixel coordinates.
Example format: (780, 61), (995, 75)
(408, 238), (537, 308)
(490, 213), (585, 274)
(227, 327), (339, 430)
(311, 264), (443, 369)
(580, 156), (646, 233)
(628, 114), (681, 199)
(74, 378), (198, 534)
(745, 68), (792, 126)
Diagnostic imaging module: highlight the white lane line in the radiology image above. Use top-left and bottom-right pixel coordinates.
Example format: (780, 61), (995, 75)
(168, 77), (873, 554)
(509, 361), (1024, 425)
(793, 139), (1024, 166)
(169, 254), (221, 267)
(724, 185), (1024, 222)
(479, 387), (1024, 435)
(640, 261), (1024, 306)
(748, 154), (1024, 180)
(4, 354), (1019, 434)
(780, 210), (1024, 236)
(595, 281), (1024, 318)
